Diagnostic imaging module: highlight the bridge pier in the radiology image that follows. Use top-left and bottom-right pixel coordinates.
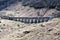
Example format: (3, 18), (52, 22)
(25, 19), (28, 23)
(24, 19), (27, 23)
(40, 18), (43, 23)
(44, 18), (48, 22)
(22, 18), (24, 22)
(33, 19), (35, 23)
(19, 18), (23, 22)
(38, 19), (40, 23)
(19, 19), (22, 21)
(28, 19), (30, 23)
(37, 19), (38, 23)
(23, 18), (25, 22)
(17, 18), (19, 21)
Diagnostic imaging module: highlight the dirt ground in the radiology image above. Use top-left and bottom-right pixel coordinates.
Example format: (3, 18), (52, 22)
(0, 18), (60, 40)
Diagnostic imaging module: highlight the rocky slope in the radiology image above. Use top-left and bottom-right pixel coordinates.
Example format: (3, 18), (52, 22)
(0, 0), (59, 17)
(0, 18), (60, 40)
(0, 0), (18, 10)
(20, 0), (60, 9)
(0, 0), (60, 10)
(0, 1), (60, 17)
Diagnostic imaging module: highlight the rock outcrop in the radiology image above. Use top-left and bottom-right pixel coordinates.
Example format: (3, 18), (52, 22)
(21, 0), (60, 9)
(0, 0), (17, 10)
(0, 0), (60, 10)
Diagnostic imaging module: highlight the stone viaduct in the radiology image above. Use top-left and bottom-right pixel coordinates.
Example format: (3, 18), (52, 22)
(1, 16), (53, 23)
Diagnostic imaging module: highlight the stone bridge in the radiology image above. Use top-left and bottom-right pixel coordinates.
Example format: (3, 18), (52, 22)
(1, 16), (53, 23)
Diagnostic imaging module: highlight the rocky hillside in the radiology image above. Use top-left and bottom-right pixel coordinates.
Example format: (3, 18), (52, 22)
(0, 0), (17, 10)
(0, 18), (60, 40)
(0, 0), (60, 17)
(0, 0), (60, 10)
(20, 0), (60, 9)
(0, 1), (60, 17)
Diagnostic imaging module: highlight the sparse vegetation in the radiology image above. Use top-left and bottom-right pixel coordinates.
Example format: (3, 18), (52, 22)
(17, 24), (20, 27)
(0, 21), (1, 23)
(23, 31), (31, 34)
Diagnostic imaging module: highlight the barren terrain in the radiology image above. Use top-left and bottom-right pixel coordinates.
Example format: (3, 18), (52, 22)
(0, 18), (60, 40)
(0, 0), (60, 40)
